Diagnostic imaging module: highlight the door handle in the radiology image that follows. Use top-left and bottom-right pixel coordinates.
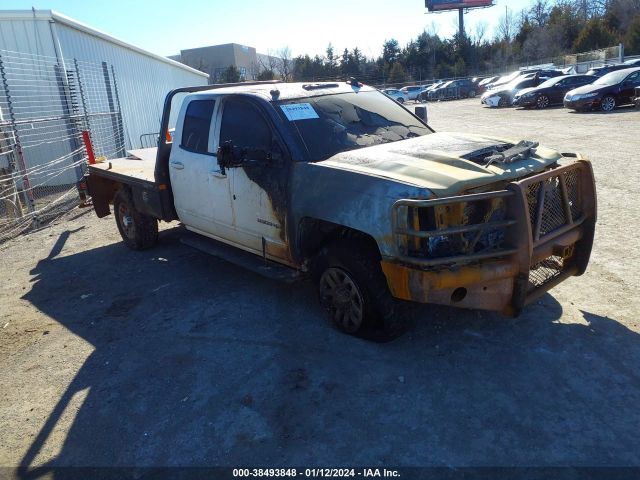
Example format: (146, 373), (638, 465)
(170, 161), (184, 170)
(209, 170), (226, 178)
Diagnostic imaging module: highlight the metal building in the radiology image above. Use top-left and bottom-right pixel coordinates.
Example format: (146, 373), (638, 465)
(0, 10), (208, 240)
(0, 9), (208, 150)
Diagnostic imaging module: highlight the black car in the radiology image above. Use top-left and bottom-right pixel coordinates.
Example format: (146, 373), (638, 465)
(431, 78), (478, 99)
(564, 67), (640, 112)
(585, 64), (630, 77)
(513, 74), (595, 108)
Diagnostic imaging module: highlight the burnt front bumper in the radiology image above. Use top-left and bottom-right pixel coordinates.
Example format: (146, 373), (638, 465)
(382, 159), (597, 315)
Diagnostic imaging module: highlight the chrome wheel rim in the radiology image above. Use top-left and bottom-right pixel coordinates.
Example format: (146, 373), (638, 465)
(602, 97), (615, 111)
(118, 203), (135, 239)
(537, 95), (549, 108)
(319, 267), (364, 333)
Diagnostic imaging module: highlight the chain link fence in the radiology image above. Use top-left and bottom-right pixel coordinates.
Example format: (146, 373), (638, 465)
(0, 50), (125, 243)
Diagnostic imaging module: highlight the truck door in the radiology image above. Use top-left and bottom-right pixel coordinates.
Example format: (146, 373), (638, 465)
(217, 97), (291, 263)
(169, 97), (235, 237)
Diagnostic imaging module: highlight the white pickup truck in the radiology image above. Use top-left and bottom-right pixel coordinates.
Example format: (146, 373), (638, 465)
(87, 80), (597, 339)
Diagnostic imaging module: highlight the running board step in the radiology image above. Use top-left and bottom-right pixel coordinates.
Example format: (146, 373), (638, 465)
(180, 231), (302, 283)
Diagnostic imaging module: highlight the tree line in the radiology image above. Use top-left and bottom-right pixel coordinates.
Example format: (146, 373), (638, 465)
(233, 0), (640, 85)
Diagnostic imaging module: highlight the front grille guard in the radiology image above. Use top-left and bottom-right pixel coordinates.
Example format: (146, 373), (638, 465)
(391, 159), (597, 307)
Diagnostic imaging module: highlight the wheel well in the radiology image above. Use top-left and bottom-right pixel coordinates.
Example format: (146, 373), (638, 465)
(297, 218), (381, 263)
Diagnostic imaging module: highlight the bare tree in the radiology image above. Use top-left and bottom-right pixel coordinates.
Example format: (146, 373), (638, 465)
(276, 46), (293, 82)
(473, 21), (488, 46)
(258, 48), (280, 77)
(529, 0), (550, 26)
(497, 6), (516, 42)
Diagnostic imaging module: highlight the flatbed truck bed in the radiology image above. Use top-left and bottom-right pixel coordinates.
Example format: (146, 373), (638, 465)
(87, 147), (176, 221)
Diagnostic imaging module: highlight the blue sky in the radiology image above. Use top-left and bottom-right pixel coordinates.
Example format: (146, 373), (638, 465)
(6, 0), (533, 58)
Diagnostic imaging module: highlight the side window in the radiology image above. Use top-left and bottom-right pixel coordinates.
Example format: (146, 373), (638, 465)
(627, 72), (640, 85)
(181, 100), (215, 154)
(219, 99), (272, 152)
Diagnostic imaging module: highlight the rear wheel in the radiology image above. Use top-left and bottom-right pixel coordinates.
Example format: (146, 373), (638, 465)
(114, 189), (158, 250)
(601, 95), (616, 112)
(468, 90), (476, 99)
(536, 94), (550, 109)
(314, 238), (405, 340)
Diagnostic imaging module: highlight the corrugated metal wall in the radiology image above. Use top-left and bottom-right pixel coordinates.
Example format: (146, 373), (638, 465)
(53, 20), (207, 150)
(0, 18), (78, 186)
(0, 16), (57, 57)
(0, 11), (207, 153)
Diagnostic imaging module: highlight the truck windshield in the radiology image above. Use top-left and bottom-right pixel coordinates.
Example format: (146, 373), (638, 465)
(277, 90), (430, 162)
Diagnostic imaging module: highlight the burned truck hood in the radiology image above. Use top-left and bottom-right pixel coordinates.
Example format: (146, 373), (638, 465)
(316, 132), (562, 197)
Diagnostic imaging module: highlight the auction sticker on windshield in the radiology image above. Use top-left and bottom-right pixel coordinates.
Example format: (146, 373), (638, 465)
(280, 103), (319, 121)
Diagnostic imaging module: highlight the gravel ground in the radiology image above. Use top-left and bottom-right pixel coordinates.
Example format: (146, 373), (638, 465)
(1, 99), (639, 473)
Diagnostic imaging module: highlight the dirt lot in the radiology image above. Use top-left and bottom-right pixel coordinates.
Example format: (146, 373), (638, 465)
(1, 100), (639, 473)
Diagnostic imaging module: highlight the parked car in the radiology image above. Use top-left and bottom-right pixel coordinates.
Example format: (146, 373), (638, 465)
(485, 71), (522, 91)
(445, 78), (479, 99)
(486, 69), (562, 91)
(428, 80), (454, 100)
(624, 58), (640, 67)
(382, 88), (409, 103)
(513, 74), (595, 108)
(418, 81), (445, 101)
(481, 75), (548, 107)
(477, 76), (499, 94)
(400, 85), (426, 101)
(564, 67), (640, 112)
(585, 64), (630, 77)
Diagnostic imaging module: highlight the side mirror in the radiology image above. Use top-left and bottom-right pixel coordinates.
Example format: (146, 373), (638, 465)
(218, 140), (284, 170)
(414, 105), (428, 123)
(217, 141), (243, 169)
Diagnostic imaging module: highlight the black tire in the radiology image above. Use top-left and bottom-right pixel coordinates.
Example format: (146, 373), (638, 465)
(600, 95), (616, 112)
(536, 94), (550, 109)
(314, 238), (404, 341)
(497, 96), (507, 107)
(467, 89), (476, 99)
(113, 189), (158, 250)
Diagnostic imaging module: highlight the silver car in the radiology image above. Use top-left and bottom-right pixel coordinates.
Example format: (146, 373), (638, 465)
(400, 85), (425, 101)
(382, 88), (409, 103)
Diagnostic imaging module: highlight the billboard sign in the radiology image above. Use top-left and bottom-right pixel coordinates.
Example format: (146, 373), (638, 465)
(426, 0), (494, 11)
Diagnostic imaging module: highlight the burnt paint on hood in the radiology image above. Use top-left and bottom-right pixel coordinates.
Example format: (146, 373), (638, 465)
(316, 131), (562, 197)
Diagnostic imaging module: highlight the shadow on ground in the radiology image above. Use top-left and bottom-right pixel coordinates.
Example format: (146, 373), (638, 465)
(15, 227), (640, 475)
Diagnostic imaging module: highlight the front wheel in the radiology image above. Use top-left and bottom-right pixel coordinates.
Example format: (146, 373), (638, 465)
(536, 94), (550, 109)
(600, 95), (616, 112)
(314, 238), (404, 340)
(113, 189), (158, 250)
(467, 90), (476, 99)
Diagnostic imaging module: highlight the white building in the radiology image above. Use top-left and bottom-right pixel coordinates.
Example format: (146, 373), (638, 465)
(0, 9), (208, 194)
(0, 9), (208, 151)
